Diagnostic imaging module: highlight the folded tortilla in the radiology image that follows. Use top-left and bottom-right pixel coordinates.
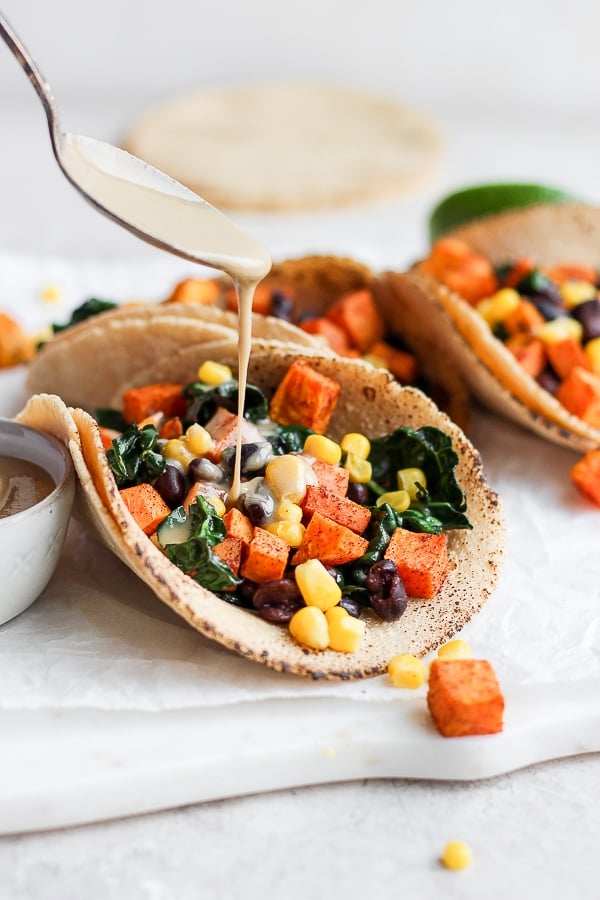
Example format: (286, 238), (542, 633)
(17, 343), (504, 680)
(388, 204), (600, 452)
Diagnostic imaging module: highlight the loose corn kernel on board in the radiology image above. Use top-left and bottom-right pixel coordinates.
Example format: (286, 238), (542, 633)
(0, 257), (599, 832)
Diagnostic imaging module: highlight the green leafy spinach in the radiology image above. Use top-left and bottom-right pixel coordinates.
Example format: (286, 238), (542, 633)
(106, 424), (165, 488)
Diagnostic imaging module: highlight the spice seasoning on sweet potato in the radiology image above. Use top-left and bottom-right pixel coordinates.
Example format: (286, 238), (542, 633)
(269, 359), (341, 433)
(122, 382), (187, 424)
(291, 511), (369, 566)
(213, 536), (243, 576)
(301, 485), (372, 533)
(223, 507), (255, 546)
(384, 528), (449, 599)
(311, 459), (350, 497)
(240, 527), (289, 583)
(120, 483), (170, 535)
(427, 658), (504, 737)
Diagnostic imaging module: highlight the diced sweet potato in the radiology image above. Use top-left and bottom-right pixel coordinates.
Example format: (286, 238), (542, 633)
(427, 658), (504, 737)
(269, 360), (341, 434)
(384, 528), (449, 598)
(120, 483), (170, 535)
(122, 382), (186, 424)
(326, 289), (385, 352)
(367, 340), (418, 384)
(311, 459), (349, 497)
(158, 417), (184, 440)
(213, 537), (243, 576)
(502, 257), (535, 288)
(556, 366), (600, 427)
(98, 426), (120, 451)
(419, 238), (499, 305)
(183, 481), (227, 511)
(223, 507), (255, 546)
(546, 263), (598, 285)
(546, 337), (590, 380)
(291, 511), (368, 566)
(505, 334), (547, 379)
(302, 485), (371, 533)
(163, 277), (222, 305)
(0, 312), (35, 367)
(298, 316), (351, 355)
(240, 527), (289, 583)
(204, 407), (263, 462)
(503, 299), (545, 336)
(570, 449), (600, 505)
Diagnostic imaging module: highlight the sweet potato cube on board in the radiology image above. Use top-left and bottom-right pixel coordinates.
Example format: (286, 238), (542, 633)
(556, 366), (600, 427)
(240, 527), (289, 583)
(163, 277), (222, 306)
(311, 460), (349, 497)
(213, 536), (243, 576)
(299, 317), (352, 355)
(384, 528), (449, 599)
(122, 382), (186, 424)
(120, 483), (170, 536)
(269, 360), (341, 433)
(302, 485), (371, 533)
(570, 449), (600, 505)
(204, 407), (263, 462)
(326, 290), (385, 352)
(505, 334), (547, 379)
(291, 511), (368, 566)
(367, 340), (418, 384)
(427, 659), (504, 737)
(223, 507), (255, 546)
(546, 337), (590, 380)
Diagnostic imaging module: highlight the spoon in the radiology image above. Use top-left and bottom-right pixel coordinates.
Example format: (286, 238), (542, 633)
(0, 12), (271, 284)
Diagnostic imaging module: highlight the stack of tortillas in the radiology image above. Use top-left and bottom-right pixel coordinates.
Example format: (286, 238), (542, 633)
(123, 83), (442, 212)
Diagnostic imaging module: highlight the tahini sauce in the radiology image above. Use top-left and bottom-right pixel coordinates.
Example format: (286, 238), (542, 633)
(58, 133), (272, 502)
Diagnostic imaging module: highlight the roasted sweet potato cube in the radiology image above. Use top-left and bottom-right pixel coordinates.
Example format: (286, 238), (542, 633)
(505, 334), (547, 379)
(427, 659), (504, 737)
(291, 511), (368, 566)
(240, 527), (289, 583)
(384, 527), (449, 598)
(311, 459), (349, 497)
(556, 365), (600, 427)
(183, 481), (227, 512)
(269, 360), (341, 433)
(503, 299), (545, 335)
(223, 507), (255, 546)
(120, 483), (170, 535)
(419, 238), (499, 304)
(302, 485), (371, 533)
(326, 289), (385, 352)
(122, 382), (186, 424)
(546, 337), (590, 380)
(571, 449), (600, 505)
(163, 277), (222, 305)
(367, 340), (418, 384)
(213, 536), (243, 576)
(204, 407), (263, 462)
(299, 317), (351, 355)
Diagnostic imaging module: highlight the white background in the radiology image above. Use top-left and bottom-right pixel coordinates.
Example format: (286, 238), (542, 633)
(1, 2), (600, 899)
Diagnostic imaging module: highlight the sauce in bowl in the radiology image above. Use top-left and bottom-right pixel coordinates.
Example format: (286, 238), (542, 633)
(0, 455), (55, 518)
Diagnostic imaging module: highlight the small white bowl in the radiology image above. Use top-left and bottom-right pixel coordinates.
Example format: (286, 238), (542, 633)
(0, 417), (75, 625)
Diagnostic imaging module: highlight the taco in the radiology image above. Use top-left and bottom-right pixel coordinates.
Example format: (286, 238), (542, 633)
(388, 203), (600, 451)
(18, 343), (504, 680)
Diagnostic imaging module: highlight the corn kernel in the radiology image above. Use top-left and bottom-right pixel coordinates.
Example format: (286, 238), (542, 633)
(388, 653), (426, 688)
(475, 288), (520, 327)
(560, 279), (597, 309)
(375, 490), (411, 513)
(327, 609), (365, 653)
(340, 433), (371, 460)
(289, 605), (329, 650)
(204, 495), (227, 517)
(163, 439), (195, 470)
(197, 360), (233, 385)
(441, 841), (473, 871)
(584, 336), (600, 373)
(273, 501), (303, 523)
(437, 639), (472, 660)
(266, 520), (305, 547)
(344, 451), (372, 483)
(538, 316), (583, 344)
(265, 455), (314, 503)
(325, 605), (349, 625)
(185, 423), (213, 456)
(295, 559), (341, 611)
(303, 433), (342, 465)
(397, 467), (427, 500)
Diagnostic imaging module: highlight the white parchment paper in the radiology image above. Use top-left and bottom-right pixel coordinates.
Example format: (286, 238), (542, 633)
(1, 253), (599, 711)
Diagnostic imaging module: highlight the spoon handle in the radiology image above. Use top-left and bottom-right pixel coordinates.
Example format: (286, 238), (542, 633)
(0, 12), (60, 136)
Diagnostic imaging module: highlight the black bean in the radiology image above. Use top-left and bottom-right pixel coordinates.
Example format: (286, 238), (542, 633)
(528, 293), (564, 321)
(153, 464), (186, 508)
(221, 442), (273, 476)
(189, 457), (223, 483)
(238, 579), (258, 606)
(252, 579), (304, 624)
(242, 491), (274, 525)
(572, 299), (600, 342)
(269, 290), (294, 321)
(324, 565), (344, 588)
(346, 482), (370, 506)
(537, 367), (561, 395)
(366, 559), (407, 621)
(339, 595), (362, 618)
